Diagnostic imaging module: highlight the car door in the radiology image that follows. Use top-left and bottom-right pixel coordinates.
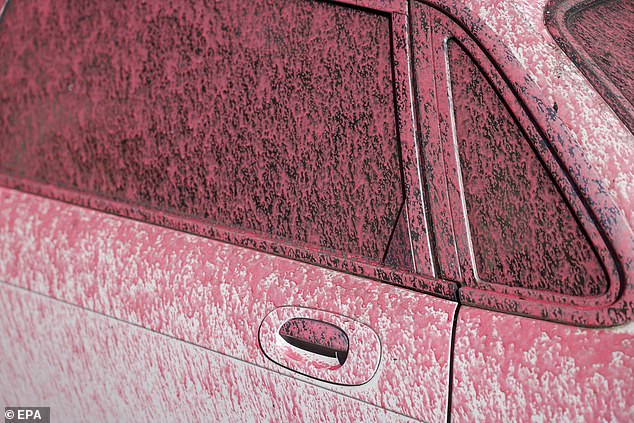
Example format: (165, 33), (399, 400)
(0, 0), (458, 421)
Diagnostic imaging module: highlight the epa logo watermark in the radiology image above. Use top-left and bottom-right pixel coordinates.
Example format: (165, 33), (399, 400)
(4, 408), (49, 423)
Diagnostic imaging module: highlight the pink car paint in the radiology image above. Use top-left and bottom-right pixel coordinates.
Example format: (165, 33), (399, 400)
(0, 0), (632, 421)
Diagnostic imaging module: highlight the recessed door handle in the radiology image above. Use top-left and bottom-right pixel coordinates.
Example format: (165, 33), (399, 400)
(259, 306), (381, 385)
(279, 318), (349, 365)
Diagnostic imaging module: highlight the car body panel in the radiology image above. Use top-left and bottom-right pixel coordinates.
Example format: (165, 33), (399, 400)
(0, 188), (457, 422)
(0, 283), (419, 423)
(452, 305), (634, 422)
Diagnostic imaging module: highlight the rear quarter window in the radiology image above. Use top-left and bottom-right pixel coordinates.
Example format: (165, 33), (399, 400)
(446, 38), (608, 297)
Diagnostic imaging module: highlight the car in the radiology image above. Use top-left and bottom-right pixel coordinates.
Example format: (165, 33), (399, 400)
(0, 0), (632, 421)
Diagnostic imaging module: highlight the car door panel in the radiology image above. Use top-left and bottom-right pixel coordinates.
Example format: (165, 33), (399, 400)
(0, 0), (460, 419)
(0, 188), (457, 422)
(0, 283), (421, 423)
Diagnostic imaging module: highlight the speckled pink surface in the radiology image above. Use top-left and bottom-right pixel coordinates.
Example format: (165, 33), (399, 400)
(0, 0), (401, 263)
(430, 0), (634, 230)
(259, 306), (381, 385)
(1, 0), (631, 325)
(0, 0), (459, 301)
(546, 0), (634, 133)
(1, 0), (633, 419)
(0, 188), (456, 422)
(0, 283), (419, 423)
(411, 0), (633, 326)
(452, 306), (634, 422)
(446, 38), (607, 297)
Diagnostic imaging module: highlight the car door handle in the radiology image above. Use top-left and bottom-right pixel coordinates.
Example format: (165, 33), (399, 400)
(279, 318), (349, 365)
(259, 306), (381, 385)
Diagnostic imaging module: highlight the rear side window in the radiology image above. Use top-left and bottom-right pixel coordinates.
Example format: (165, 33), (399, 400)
(410, 1), (626, 326)
(546, 0), (634, 133)
(0, 1), (406, 265)
(446, 40), (608, 297)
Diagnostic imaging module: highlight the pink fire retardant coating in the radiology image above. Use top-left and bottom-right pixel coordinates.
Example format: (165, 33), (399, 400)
(2, 0), (630, 325)
(0, 0), (633, 420)
(0, 188), (457, 422)
(452, 306), (634, 422)
(545, 0), (634, 134)
(0, 283), (419, 423)
(259, 306), (381, 385)
(0, 0), (457, 300)
(411, 0), (633, 326)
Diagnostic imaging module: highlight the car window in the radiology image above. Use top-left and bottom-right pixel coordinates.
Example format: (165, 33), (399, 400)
(410, 0), (628, 326)
(0, 0), (412, 269)
(546, 0), (634, 133)
(446, 39), (608, 297)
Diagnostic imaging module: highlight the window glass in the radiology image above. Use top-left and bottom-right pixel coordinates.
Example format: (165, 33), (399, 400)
(567, 0), (634, 104)
(0, 0), (405, 263)
(546, 0), (634, 133)
(447, 39), (608, 296)
(383, 206), (413, 270)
